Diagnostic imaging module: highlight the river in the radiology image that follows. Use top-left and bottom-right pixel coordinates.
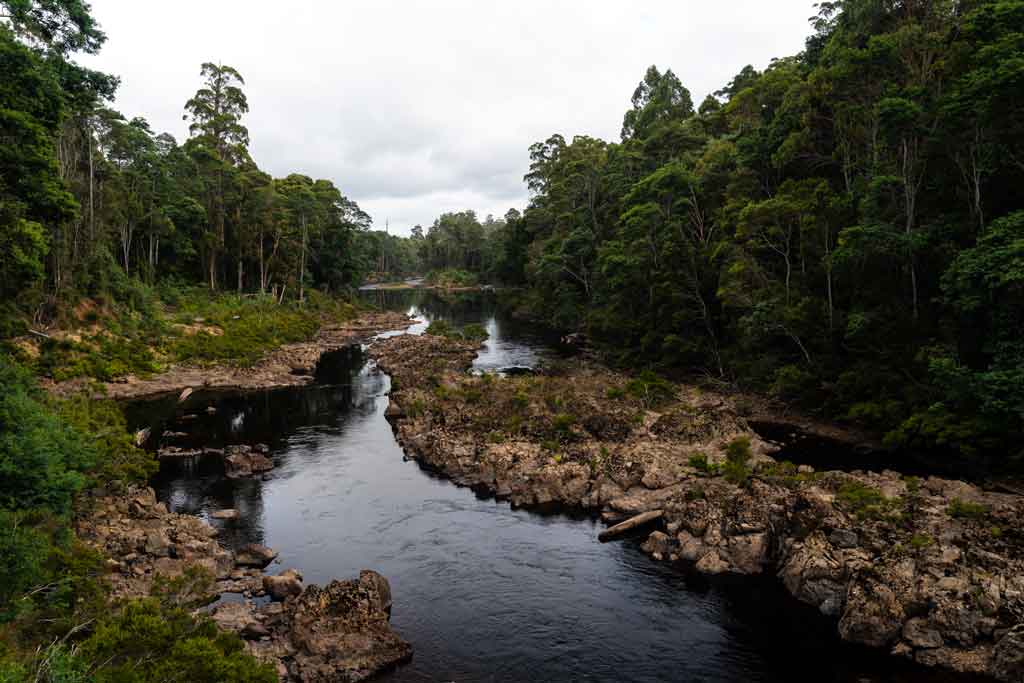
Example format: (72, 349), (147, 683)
(126, 289), (972, 682)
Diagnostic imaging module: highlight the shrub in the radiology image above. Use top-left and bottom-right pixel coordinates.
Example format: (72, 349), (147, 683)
(625, 370), (675, 408)
(0, 358), (94, 514)
(605, 386), (626, 400)
(947, 498), (989, 520)
(78, 598), (276, 683)
(909, 533), (934, 550)
(724, 437), (752, 465)
(552, 413), (575, 437)
(836, 481), (893, 519)
(688, 453), (710, 472)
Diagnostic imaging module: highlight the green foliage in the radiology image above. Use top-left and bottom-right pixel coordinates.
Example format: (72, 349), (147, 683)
(724, 437), (752, 466)
(424, 319), (488, 343)
(909, 533), (934, 550)
(836, 481), (894, 520)
(425, 269), (479, 288)
(0, 358), (93, 514)
(494, 2), (1024, 463)
(170, 293), (323, 366)
(552, 413), (575, 438)
(947, 498), (990, 520)
(688, 453), (710, 472)
(625, 370), (676, 408)
(72, 598), (276, 683)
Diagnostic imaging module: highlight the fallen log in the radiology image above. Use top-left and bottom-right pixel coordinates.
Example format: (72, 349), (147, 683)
(598, 509), (663, 542)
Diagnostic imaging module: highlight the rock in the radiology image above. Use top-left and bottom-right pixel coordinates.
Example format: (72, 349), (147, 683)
(384, 400), (404, 419)
(211, 508), (240, 520)
(829, 528), (859, 549)
(264, 569), (304, 601)
(284, 571), (410, 680)
(241, 622), (271, 640)
(839, 579), (905, 648)
(641, 531), (673, 560)
(235, 543), (278, 568)
(211, 601), (258, 632)
(224, 445), (275, 478)
(178, 387), (193, 403)
(903, 618), (943, 649)
(994, 625), (1024, 682)
(797, 465), (815, 474)
(144, 529), (171, 556)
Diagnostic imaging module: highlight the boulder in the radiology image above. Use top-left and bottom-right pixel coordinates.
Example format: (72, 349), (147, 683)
(264, 569), (304, 601)
(235, 543), (278, 568)
(224, 445), (275, 479)
(994, 625), (1024, 682)
(829, 528), (859, 549)
(284, 571), (410, 680)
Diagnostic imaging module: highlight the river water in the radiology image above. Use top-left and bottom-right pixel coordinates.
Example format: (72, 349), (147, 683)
(128, 290), (973, 683)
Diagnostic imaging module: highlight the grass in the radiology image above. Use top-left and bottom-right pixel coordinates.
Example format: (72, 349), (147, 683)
(32, 287), (361, 380)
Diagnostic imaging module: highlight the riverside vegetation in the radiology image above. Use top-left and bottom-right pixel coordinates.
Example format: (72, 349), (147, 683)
(2, 0), (1024, 681)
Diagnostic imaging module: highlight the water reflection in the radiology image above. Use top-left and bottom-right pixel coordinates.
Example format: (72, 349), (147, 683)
(360, 288), (564, 371)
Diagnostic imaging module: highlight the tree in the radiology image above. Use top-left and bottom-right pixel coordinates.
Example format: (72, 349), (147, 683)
(183, 63), (249, 290)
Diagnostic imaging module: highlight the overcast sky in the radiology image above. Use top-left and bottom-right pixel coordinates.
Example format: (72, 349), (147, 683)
(80, 1), (819, 236)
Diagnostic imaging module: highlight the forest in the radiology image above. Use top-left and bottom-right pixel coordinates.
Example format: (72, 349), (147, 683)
(443, 0), (1024, 462)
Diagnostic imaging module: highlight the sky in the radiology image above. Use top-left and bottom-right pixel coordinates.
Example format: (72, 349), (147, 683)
(79, 1), (820, 236)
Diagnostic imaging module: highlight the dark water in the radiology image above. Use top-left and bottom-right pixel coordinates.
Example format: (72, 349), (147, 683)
(129, 291), (976, 683)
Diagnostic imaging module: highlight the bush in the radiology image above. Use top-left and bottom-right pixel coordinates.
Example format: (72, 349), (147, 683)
(836, 481), (894, 519)
(425, 319), (488, 343)
(0, 358), (94, 514)
(947, 498), (989, 520)
(688, 453), (710, 472)
(425, 269), (479, 288)
(76, 598), (275, 683)
(625, 370), (675, 408)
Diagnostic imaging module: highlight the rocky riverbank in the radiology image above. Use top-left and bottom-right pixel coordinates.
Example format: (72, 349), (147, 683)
(48, 310), (412, 400)
(76, 486), (411, 681)
(370, 332), (1024, 681)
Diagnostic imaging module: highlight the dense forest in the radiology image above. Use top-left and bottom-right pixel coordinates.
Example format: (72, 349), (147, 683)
(448, 0), (1024, 461)
(0, 1), (404, 337)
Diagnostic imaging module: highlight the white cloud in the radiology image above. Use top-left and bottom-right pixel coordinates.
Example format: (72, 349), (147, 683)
(80, 0), (819, 235)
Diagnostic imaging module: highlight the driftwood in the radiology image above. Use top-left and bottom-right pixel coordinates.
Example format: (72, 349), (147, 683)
(178, 387), (193, 403)
(28, 329), (51, 339)
(598, 509), (664, 542)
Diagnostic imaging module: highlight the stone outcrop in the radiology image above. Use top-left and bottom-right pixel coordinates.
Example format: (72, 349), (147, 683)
(224, 444), (275, 478)
(76, 486), (233, 599)
(235, 543), (279, 568)
(78, 486), (410, 681)
(213, 571), (411, 682)
(370, 331), (1024, 682)
(264, 569), (304, 601)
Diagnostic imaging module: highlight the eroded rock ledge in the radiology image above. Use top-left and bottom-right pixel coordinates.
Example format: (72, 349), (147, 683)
(370, 332), (1024, 681)
(77, 486), (411, 681)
